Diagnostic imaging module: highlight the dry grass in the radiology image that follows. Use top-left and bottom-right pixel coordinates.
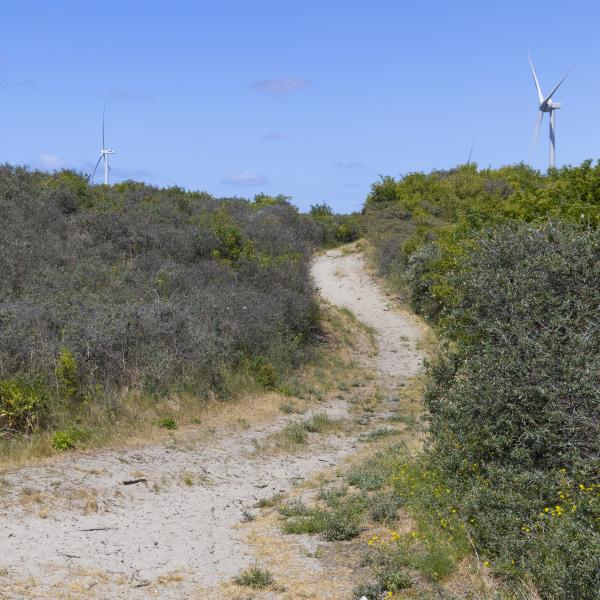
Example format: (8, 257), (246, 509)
(0, 300), (372, 475)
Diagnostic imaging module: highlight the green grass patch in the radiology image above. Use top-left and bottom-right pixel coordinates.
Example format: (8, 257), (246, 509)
(157, 417), (177, 430)
(303, 412), (333, 433)
(51, 427), (89, 450)
(359, 427), (399, 442)
(232, 565), (274, 589)
(281, 422), (307, 444)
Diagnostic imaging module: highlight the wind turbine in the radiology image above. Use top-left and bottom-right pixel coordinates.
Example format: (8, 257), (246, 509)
(91, 102), (115, 185)
(529, 55), (571, 169)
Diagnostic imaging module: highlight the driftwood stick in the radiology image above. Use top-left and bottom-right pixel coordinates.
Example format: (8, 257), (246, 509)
(122, 478), (147, 485)
(78, 527), (115, 532)
(57, 551), (81, 559)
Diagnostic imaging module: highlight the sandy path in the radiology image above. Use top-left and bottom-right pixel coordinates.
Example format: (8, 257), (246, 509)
(0, 247), (424, 599)
(312, 248), (423, 378)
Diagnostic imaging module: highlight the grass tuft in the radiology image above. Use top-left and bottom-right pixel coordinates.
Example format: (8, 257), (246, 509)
(232, 565), (274, 589)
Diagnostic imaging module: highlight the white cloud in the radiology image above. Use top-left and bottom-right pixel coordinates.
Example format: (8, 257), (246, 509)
(335, 161), (363, 169)
(35, 153), (66, 171)
(262, 132), (285, 141)
(16, 79), (38, 90)
(220, 172), (268, 186)
(252, 78), (309, 94)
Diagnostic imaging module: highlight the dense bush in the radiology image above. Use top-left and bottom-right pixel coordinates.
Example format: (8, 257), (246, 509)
(365, 161), (599, 315)
(309, 202), (362, 247)
(425, 223), (600, 598)
(364, 162), (600, 598)
(0, 166), (320, 435)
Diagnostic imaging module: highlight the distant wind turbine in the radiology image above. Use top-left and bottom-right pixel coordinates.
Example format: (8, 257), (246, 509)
(91, 101), (115, 184)
(529, 55), (571, 169)
(466, 136), (476, 166)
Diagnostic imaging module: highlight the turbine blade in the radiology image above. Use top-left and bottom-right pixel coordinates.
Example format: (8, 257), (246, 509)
(532, 110), (543, 150)
(528, 54), (544, 104)
(102, 99), (106, 149)
(467, 136), (476, 166)
(91, 154), (103, 181)
(543, 67), (572, 103)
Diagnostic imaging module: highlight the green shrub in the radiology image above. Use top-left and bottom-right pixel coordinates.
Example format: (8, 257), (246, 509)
(280, 500), (361, 540)
(303, 412), (332, 433)
(51, 427), (89, 450)
(322, 506), (362, 540)
(281, 510), (327, 535)
(0, 376), (46, 433)
(0, 164), (319, 445)
(157, 417), (177, 430)
(56, 348), (78, 401)
(282, 422), (307, 444)
(308, 202), (362, 247)
(378, 569), (411, 592)
(370, 491), (401, 523)
(365, 161), (600, 598)
(347, 463), (386, 491)
(352, 581), (383, 599)
(251, 356), (277, 389)
(232, 565), (274, 589)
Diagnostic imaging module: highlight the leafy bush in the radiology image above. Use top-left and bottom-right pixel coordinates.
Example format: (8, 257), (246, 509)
(309, 202), (362, 246)
(250, 356), (277, 389)
(56, 348), (79, 401)
(321, 505), (362, 540)
(0, 165), (320, 441)
(0, 376), (46, 433)
(369, 491), (401, 523)
(365, 162), (599, 316)
(427, 223), (600, 475)
(365, 162), (600, 598)
(347, 461), (387, 491)
(157, 417), (177, 430)
(51, 427), (89, 450)
(422, 222), (600, 598)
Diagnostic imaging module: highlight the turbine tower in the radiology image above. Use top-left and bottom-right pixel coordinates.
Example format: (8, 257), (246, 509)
(529, 55), (570, 169)
(91, 102), (115, 185)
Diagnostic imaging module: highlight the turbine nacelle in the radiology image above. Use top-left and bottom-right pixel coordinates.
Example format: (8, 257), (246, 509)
(540, 100), (561, 112)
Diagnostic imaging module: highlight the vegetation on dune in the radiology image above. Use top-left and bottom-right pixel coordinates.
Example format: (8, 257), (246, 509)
(365, 160), (600, 598)
(309, 202), (362, 246)
(0, 166), (331, 448)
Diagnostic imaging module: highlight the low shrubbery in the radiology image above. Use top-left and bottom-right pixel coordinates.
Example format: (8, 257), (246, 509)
(0, 166), (320, 445)
(364, 161), (600, 598)
(51, 427), (89, 450)
(232, 565), (274, 589)
(309, 202), (362, 247)
(422, 223), (600, 598)
(279, 493), (363, 541)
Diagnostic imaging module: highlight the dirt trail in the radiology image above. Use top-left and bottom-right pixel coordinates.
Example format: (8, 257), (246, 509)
(0, 247), (425, 599)
(312, 248), (423, 378)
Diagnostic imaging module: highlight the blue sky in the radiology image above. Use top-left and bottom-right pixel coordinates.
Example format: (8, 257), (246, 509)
(1, 0), (599, 212)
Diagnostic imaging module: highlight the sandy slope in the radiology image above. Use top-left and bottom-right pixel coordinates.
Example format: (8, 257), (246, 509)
(312, 248), (423, 378)
(0, 247), (425, 599)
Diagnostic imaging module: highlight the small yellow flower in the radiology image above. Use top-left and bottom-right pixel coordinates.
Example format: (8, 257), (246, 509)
(483, 560), (491, 568)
